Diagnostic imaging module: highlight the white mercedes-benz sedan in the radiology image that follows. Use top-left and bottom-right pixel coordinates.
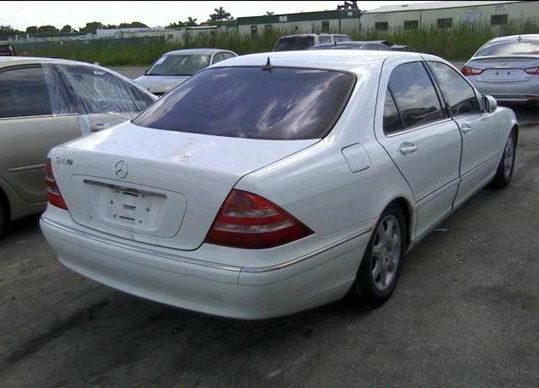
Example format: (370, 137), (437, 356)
(40, 50), (518, 319)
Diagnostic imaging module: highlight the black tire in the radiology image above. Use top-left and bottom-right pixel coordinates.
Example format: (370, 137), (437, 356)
(0, 204), (5, 241)
(351, 204), (406, 308)
(490, 129), (516, 190)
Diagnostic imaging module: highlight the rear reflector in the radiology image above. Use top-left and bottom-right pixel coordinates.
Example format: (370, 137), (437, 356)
(205, 190), (312, 249)
(461, 66), (483, 76)
(45, 158), (68, 210)
(524, 66), (539, 75)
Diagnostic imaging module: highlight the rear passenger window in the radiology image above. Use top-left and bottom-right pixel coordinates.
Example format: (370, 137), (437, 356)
(427, 61), (480, 116)
(212, 53), (227, 64)
(388, 62), (444, 129)
(0, 66), (52, 118)
(57, 65), (152, 114)
(383, 89), (403, 134)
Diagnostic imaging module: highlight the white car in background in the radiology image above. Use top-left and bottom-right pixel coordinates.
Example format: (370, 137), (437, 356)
(41, 50), (518, 319)
(133, 48), (237, 96)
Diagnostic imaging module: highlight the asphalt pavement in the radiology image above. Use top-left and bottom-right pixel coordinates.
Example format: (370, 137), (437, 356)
(0, 104), (538, 387)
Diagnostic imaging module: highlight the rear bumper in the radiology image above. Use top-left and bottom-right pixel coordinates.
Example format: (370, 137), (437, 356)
(469, 78), (539, 103)
(40, 217), (370, 319)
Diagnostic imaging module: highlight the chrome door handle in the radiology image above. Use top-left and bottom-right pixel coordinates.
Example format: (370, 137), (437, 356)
(399, 142), (417, 155)
(461, 124), (472, 134)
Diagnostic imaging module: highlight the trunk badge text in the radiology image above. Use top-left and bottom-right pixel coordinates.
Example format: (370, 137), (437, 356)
(115, 160), (129, 179)
(54, 155), (73, 166)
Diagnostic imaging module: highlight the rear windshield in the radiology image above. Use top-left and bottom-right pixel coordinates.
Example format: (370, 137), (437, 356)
(274, 36), (315, 51)
(133, 66), (355, 140)
(475, 41), (539, 56)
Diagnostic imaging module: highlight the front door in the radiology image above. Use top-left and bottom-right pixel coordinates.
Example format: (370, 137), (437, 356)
(427, 61), (501, 207)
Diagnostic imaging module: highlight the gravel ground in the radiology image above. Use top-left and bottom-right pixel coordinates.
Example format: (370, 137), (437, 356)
(0, 104), (538, 387)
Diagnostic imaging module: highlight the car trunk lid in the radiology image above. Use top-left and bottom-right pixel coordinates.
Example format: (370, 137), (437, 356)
(51, 121), (317, 250)
(468, 55), (539, 82)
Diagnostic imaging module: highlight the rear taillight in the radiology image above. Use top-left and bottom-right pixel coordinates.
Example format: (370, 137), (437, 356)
(524, 66), (539, 75)
(205, 190), (312, 249)
(461, 66), (483, 76)
(45, 158), (68, 210)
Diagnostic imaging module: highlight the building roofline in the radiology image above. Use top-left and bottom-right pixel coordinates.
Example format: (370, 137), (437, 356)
(364, 1), (526, 15)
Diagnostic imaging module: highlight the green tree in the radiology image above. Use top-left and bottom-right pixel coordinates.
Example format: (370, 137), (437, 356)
(61, 24), (73, 33)
(186, 17), (198, 26)
(36, 25), (59, 33)
(79, 21), (104, 34)
(0, 25), (23, 36)
(26, 26), (38, 34)
(210, 7), (232, 21)
(167, 21), (184, 29)
(118, 21), (149, 29)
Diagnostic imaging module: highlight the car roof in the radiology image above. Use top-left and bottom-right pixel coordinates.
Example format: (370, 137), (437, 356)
(163, 48), (234, 56)
(211, 50), (425, 74)
(0, 56), (97, 68)
(278, 33), (349, 39)
(486, 34), (539, 44)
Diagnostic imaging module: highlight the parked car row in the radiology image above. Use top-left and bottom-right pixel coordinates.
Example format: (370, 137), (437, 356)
(0, 33), (528, 319)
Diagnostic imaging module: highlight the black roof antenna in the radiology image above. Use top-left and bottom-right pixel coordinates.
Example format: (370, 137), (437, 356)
(262, 56), (274, 71)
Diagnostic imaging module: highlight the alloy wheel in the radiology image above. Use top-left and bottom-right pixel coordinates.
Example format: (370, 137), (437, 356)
(371, 214), (401, 292)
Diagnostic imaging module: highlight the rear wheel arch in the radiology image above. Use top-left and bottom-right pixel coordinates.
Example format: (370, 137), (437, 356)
(0, 186), (10, 237)
(385, 197), (412, 247)
(0, 186), (10, 221)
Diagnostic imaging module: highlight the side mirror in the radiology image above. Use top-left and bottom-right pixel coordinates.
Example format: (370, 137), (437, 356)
(483, 95), (497, 113)
(144, 69), (149, 75)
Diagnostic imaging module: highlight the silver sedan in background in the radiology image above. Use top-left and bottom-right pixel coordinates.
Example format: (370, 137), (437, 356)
(461, 34), (539, 104)
(133, 48), (237, 96)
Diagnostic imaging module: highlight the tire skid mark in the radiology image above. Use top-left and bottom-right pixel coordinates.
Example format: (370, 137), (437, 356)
(5, 299), (109, 364)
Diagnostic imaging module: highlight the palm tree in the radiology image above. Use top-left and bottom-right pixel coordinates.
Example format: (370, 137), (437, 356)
(167, 21), (184, 29)
(186, 17), (198, 26)
(210, 6), (232, 21)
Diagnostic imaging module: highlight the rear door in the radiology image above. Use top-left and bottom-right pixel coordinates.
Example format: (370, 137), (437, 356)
(427, 60), (500, 206)
(0, 65), (81, 203)
(376, 61), (462, 237)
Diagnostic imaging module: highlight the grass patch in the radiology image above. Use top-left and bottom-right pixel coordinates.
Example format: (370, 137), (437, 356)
(13, 21), (539, 66)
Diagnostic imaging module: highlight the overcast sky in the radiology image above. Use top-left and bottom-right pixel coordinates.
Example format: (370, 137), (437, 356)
(1, 1), (433, 30)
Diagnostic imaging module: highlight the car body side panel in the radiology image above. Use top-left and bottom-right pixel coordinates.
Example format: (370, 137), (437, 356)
(453, 106), (518, 208)
(235, 66), (415, 240)
(0, 175), (45, 220)
(452, 111), (500, 205)
(0, 114), (81, 204)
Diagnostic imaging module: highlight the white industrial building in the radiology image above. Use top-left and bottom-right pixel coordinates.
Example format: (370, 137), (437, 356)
(361, 1), (539, 32)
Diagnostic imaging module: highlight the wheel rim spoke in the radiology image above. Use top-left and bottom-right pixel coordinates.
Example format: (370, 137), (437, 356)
(370, 214), (401, 292)
(504, 136), (514, 177)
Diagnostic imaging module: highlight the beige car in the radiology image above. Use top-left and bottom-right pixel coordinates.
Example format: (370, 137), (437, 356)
(0, 57), (156, 238)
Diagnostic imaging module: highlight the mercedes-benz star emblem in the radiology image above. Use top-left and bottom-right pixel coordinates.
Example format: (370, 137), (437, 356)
(114, 160), (128, 179)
